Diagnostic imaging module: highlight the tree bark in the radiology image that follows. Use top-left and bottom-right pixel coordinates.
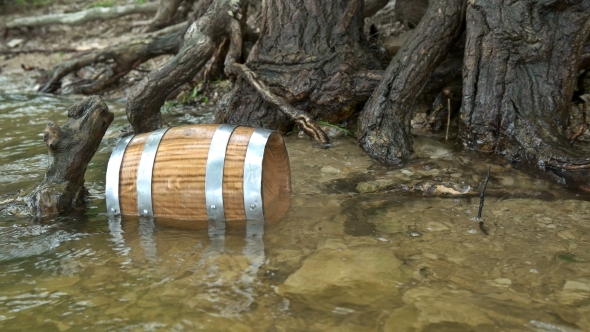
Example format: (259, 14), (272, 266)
(5, 3), (158, 28)
(0, 96), (113, 218)
(364, 0), (389, 18)
(394, 0), (428, 28)
(39, 26), (185, 94)
(357, 0), (465, 164)
(461, 0), (590, 166)
(126, 0), (237, 134)
(217, 0), (383, 133)
(142, 0), (192, 32)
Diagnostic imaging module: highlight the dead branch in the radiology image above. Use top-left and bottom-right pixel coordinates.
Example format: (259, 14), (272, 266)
(0, 96), (113, 219)
(5, 3), (158, 28)
(39, 27), (185, 94)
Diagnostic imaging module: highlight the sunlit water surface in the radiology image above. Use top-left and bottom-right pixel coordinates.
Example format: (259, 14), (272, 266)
(0, 89), (589, 332)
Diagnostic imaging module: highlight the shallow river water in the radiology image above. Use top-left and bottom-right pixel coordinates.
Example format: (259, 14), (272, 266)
(0, 87), (590, 331)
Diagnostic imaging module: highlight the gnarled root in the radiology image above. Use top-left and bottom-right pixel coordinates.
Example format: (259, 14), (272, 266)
(226, 63), (330, 145)
(357, 0), (465, 164)
(126, 0), (240, 134)
(0, 96), (114, 219)
(39, 26), (185, 94)
(222, 12), (330, 144)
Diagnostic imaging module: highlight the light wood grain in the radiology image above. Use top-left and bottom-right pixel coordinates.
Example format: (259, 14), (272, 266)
(115, 124), (291, 224)
(222, 126), (253, 222)
(119, 133), (148, 216)
(262, 132), (292, 224)
(151, 124), (217, 220)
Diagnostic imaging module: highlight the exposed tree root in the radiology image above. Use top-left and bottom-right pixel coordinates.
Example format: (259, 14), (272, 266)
(223, 20), (329, 144)
(199, 37), (228, 92)
(569, 96), (589, 145)
(39, 27), (185, 94)
(126, 0), (329, 142)
(228, 63), (330, 144)
(126, 0), (238, 134)
(364, 0), (389, 17)
(5, 3), (158, 28)
(0, 96), (114, 219)
(357, 0), (465, 164)
(142, 0), (185, 32)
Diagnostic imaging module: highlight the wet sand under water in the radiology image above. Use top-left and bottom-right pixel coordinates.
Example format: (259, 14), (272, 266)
(0, 92), (589, 331)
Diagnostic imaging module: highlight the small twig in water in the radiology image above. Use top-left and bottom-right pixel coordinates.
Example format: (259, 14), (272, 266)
(478, 166), (491, 235)
(446, 98), (451, 141)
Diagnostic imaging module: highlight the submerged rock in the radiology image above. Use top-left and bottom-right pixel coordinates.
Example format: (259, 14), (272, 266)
(277, 244), (410, 310)
(386, 287), (495, 331)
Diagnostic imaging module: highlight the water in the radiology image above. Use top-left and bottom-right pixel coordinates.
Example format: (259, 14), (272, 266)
(0, 91), (589, 331)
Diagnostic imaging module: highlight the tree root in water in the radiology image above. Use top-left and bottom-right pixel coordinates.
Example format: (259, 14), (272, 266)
(0, 96), (113, 219)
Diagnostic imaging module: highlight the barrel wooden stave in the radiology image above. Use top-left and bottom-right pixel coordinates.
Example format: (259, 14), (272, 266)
(119, 134), (148, 216)
(152, 125), (218, 220)
(222, 126), (253, 221)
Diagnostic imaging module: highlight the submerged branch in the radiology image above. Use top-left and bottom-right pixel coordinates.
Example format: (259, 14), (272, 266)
(477, 166), (491, 235)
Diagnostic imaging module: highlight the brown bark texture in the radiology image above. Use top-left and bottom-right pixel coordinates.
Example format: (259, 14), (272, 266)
(394, 0), (428, 28)
(37, 0), (217, 95)
(460, 0), (590, 189)
(357, 0), (465, 164)
(40, 29), (185, 94)
(126, 0), (235, 134)
(0, 96), (114, 218)
(217, 0), (383, 134)
(143, 0), (185, 32)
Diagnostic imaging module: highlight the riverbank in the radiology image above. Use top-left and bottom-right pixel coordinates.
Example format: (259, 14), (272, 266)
(1, 0), (170, 98)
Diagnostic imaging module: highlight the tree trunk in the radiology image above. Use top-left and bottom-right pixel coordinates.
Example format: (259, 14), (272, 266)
(357, 0), (465, 164)
(460, 0), (590, 168)
(217, 0), (383, 133)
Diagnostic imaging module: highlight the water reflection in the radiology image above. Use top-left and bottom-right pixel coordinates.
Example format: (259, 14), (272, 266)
(0, 222), (89, 262)
(107, 215), (268, 317)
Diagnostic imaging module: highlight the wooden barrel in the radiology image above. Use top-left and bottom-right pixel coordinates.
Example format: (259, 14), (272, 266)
(105, 124), (291, 225)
